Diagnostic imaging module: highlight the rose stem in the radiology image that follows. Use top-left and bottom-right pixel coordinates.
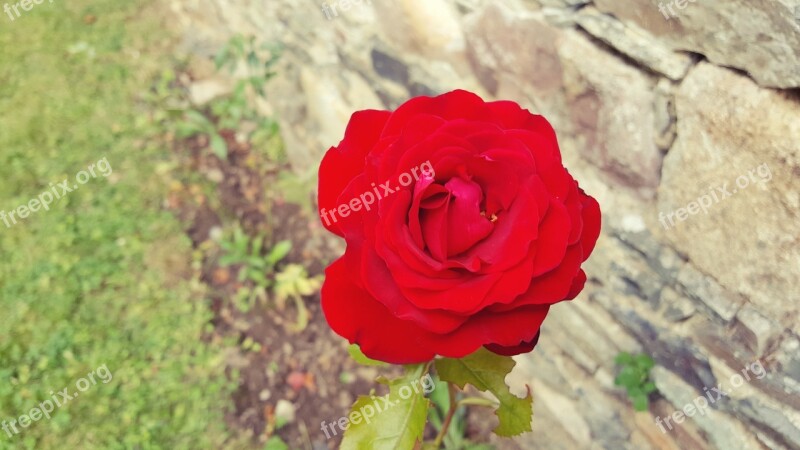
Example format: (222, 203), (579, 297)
(433, 382), (459, 449)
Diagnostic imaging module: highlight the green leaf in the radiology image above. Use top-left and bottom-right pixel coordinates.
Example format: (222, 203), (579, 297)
(614, 366), (640, 388)
(340, 365), (430, 450)
(247, 51), (259, 69)
(251, 235), (264, 254)
(435, 348), (532, 437)
(643, 381), (657, 394)
(218, 254), (239, 267)
(185, 109), (213, 129)
(248, 257), (266, 270)
(214, 46), (230, 71)
(627, 386), (644, 398)
(635, 354), (655, 371)
(631, 393), (649, 411)
(290, 294), (309, 332)
(427, 378), (450, 419)
(210, 133), (227, 159)
(249, 271), (268, 286)
(175, 121), (205, 138)
(264, 436), (288, 450)
(347, 344), (389, 367)
(265, 240), (292, 266)
(614, 352), (634, 366)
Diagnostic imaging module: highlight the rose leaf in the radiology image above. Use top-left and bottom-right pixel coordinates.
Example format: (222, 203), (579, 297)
(340, 364), (430, 450)
(435, 348), (533, 437)
(347, 344), (390, 367)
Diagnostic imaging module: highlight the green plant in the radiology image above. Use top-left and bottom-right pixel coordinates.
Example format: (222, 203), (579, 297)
(264, 436), (289, 450)
(274, 166), (318, 217)
(340, 348), (526, 450)
(176, 109), (230, 158)
(214, 34), (281, 99)
(273, 264), (323, 331)
(614, 352), (657, 411)
(170, 34), (282, 160)
(218, 227), (292, 312)
(428, 376), (494, 450)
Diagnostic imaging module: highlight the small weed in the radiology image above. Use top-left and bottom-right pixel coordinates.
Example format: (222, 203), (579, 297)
(264, 435), (289, 450)
(614, 352), (657, 411)
(150, 34), (283, 161)
(218, 226), (292, 312)
(274, 264), (323, 332)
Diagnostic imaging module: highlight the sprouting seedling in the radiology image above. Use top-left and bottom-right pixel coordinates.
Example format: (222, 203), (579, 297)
(614, 352), (657, 411)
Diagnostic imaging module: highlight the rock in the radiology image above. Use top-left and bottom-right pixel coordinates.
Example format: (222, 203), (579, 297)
(594, 0), (800, 88)
(166, 1), (800, 448)
(737, 400), (800, 449)
(530, 380), (593, 446)
(275, 399), (296, 424)
(189, 78), (233, 105)
(613, 228), (686, 281)
(774, 336), (800, 401)
(374, 0), (466, 56)
(610, 249), (665, 307)
(661, 286), (696, 322)
(577, 388), (635, 449)
(659, 63), (800, 330)
(651, 367), (766, 450)
(558, 29), (662, 191)
(676, 264), (743, 322)
(576, 7), (694, 80)
(464, 3), (565, 97)
(734, 306), (781, 356)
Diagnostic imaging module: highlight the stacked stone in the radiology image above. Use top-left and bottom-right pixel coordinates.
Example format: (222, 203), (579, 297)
(170, 0), (800, 448)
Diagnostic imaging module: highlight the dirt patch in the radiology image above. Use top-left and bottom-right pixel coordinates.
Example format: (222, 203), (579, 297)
(159, 74), (501, 449)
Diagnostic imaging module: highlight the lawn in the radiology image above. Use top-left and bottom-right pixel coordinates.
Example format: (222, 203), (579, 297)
(0, 1), (239, 448)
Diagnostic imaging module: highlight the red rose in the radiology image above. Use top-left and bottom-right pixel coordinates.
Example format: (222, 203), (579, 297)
(318, 90), (601, 364)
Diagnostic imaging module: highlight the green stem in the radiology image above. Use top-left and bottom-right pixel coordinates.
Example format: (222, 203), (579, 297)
(433, 383), (458, 449)
(457, 397), (498, 408)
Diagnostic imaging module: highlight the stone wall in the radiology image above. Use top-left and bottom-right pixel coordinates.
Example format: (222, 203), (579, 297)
(169, 0), (800, 448)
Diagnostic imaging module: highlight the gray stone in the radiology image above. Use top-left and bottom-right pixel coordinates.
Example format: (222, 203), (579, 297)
(651, 367), (767, 450)
(373, 0), (466, 57)
(465, 3), (664, 191)
(594, 0), (800, 88)
(774, 336), (800, 400)
(188, 78), (233, 105)
(576, 7), (694, 80)
(659, 63), (800, 330)
(577, 388), (634, 449)
(613, 228), (686, 280)
(164, 2), (800, 449)
(676, 264), (743, 322)
(544, 306), (620, 371)
(735, 306), (782, 356)
(737, 400), (800, 450)
(558, 28), (663, 191)
(610, 252), (665, 307)
(653, 78), (677, 150)
(661, 286), (696, 322)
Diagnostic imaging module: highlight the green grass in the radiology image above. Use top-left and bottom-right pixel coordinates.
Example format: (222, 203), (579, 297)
(0, 1), (239, 448)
